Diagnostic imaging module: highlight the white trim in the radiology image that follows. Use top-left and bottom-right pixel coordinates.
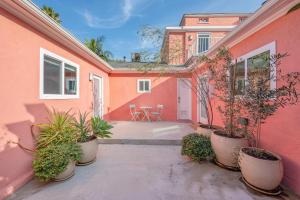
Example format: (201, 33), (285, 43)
(197, 32), (211, 54)
(237, 41), (276, 90)
(177, 78), (192, 120)
(40, 48), (80, 99)
(166, 25), (236, 32)
(196, 75), (209, 123)
(137, 79), (151, 93)
(93, 75), (104, 118)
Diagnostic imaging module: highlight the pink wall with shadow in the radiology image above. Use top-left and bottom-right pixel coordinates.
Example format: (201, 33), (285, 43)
(191, 9), (300, 195)
(0, 8), (110, 198)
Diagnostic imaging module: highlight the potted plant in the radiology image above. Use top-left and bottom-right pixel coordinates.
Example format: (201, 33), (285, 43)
(205, 48), (248, 169)
(90, 116), (113, 139)
(33, 110), (81, 181)
(73, 112), (98, 165)
(238, 53), (300, 191)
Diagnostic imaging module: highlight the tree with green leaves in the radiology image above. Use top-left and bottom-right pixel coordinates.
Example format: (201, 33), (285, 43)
(84, 37), (113, 61)
(41, 6), (61, 24)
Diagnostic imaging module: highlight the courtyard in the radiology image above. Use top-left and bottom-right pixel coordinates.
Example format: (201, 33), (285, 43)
(7, 122), (299, 200)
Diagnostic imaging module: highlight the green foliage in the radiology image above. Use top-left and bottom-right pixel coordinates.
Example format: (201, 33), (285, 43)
(91, 116), (113, 138)
(84, 37), (113, 61)
(41, 5), (61, 24)
(73, 112), (92, 143)
(204, 48), (243, 137)
(240, 53), (300, 147)
(181, 134), (214, 161)
(35, 110), (78, 149)
(33, 143), (81, 181)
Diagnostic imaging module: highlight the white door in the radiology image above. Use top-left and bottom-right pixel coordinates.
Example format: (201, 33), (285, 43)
(198, 76), (208, 123)
(177, 78), (191, 120)
(93, 76), (103, 118)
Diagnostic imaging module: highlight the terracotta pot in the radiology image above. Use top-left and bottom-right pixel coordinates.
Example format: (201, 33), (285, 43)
(196, 124), (215, 137)
(211, 131), (248, 168)
(54, 161), (75, 181)
(78, 137), (98, 164)
(239, 147), (283, 190)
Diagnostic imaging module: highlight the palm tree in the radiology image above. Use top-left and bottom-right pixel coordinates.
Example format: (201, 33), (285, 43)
(41, 6), (61, 24)
(85, 36), (113, 61)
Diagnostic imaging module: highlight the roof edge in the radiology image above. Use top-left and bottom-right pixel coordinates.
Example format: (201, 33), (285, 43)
(0, 0), (113, 72)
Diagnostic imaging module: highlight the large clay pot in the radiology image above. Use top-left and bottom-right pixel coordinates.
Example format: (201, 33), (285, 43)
(239, 147), (283, 190)
(54, 161), (75, 181)
(196, 124), (215, 137)
(211, 130), (248, 168)
(78, 137), (98, 165)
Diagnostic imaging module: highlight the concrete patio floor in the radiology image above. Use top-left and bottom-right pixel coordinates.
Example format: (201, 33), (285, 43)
(8, 144), (299, 200)
(109, 121), (194, 140)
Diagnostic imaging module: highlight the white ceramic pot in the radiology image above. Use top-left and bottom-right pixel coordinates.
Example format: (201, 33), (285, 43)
(211, 130), (248, 168)
(54, 161), (75, 181)
(239, 147), (283, 190)
(196, 124), (216, 137)
(78, 137), (98, 164)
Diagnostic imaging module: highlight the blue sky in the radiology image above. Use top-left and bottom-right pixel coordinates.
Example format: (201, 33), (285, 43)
(32, 0), (265, 61)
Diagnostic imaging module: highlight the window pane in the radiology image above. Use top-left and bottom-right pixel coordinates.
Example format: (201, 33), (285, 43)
(64, 64), (77, 95)
(247, 51), (270, 87)
(139, 81), (144, 91)
(235, 61), (245, 95)
(44, 55), (62, 94)
(198, 34), (210, 53)
(144, 81), (150, 91)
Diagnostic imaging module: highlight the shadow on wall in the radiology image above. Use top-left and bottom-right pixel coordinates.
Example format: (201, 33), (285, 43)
(0, 103), (49, 198)
(109, 77), (178, 121)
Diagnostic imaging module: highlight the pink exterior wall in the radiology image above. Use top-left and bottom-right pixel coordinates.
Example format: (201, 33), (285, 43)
(0, 8), (110, 198)
(182, 16), (243, 26)
(191, 9), (300, 195)
(109, 73), (190, 121)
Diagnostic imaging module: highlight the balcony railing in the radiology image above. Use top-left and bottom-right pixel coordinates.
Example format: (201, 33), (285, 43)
(186, 36), (224, 61)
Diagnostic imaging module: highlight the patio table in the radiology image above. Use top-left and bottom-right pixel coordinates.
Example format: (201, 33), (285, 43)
(140, 106), (152, 122)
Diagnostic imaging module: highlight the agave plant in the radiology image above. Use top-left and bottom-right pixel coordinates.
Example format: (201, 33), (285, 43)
(73, 112), (92, 143)
(35, 109), (78, 149)
(91, 116), (113, 138)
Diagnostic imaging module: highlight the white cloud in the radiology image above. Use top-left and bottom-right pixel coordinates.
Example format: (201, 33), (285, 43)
(80, 0), (147, 29)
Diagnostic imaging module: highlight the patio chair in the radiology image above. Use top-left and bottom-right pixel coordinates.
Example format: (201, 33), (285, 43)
(129, 104), (141, 121)
(151, 104), (164, 121)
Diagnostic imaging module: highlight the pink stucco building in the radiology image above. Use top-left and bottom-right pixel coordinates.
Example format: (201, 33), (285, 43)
(0, 0), (300, 198)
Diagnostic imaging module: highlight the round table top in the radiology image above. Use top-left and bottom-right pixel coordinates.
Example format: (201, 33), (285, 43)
(140, 106), (152, 109)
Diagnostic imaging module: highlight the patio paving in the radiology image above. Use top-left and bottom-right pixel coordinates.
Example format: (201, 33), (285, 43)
(8, 144), (299, 200)
(98, 121), (194, 145)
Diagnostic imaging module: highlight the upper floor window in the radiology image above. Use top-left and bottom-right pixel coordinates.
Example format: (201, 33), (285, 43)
(40, 48), (80, 99)
(239, 17), (247, 23)
(198, 17), (209, 23)
(137, 79), (151, 93)
(198, 33), (210, 54)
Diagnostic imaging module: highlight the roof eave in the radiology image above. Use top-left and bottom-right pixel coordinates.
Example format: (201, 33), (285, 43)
(0, 0), (113, 73)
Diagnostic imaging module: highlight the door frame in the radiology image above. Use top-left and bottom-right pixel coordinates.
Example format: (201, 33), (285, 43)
(93, 75), (104, 118)
(177, 78), (192, 120)
(197, 75), (208, 124)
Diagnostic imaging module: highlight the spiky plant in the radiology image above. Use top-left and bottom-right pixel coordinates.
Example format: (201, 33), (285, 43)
(91, 116), (113, 138)
(73, 112), (92, 143)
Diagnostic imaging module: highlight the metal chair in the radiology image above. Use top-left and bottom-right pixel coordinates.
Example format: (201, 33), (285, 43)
(151, 104), (164, 121)
(129, 104), (141, 121)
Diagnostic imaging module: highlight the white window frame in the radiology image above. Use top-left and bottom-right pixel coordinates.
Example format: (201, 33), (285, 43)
(137, 79), (151, 93)
(40, 48), (80, 99)
(197, 32), (211, 54)
(237, 41), (276, 90)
